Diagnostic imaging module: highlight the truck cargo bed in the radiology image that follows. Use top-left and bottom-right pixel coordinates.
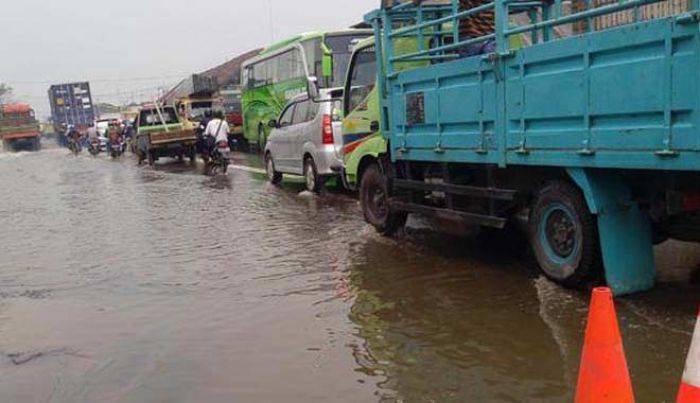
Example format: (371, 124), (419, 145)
(387, 16), (700, 172)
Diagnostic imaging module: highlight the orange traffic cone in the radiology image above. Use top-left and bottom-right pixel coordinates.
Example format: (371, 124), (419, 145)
(575, 287), (634, 403)
(677, 309), (700, 403)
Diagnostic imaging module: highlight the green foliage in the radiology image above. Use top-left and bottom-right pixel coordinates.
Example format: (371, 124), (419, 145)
(0, 83), (13, 103)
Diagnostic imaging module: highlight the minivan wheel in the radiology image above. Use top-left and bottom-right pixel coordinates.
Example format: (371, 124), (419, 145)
(529, 180), (602, 288)
(304, 157), (324, 193)
(266, 153), (282, 185)
(360, 163), (407, 236)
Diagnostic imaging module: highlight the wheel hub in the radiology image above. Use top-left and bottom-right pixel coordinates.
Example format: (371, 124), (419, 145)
(545, 209), (576, 258)
(370, 186), (387, 218)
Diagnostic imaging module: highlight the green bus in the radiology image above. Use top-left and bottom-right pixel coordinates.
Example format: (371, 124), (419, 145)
(241, 29), (372, 151)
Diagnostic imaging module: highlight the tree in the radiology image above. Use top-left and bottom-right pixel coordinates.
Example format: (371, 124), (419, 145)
(0, 83), (13, 104)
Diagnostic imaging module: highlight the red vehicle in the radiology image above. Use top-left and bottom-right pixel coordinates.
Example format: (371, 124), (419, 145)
(0, 103), (41, 151)
(220, 87), (244, 144)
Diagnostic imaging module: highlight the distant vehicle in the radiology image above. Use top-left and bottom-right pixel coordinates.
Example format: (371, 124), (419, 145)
(0, 104), (42, 151)
(134, 104), (197, 166)
(241, 29), (372, 151)
(109, 137), (123, 159)
(264, 89), (344, 193)
(95, 119), (111, 136)
(220, 86), (244, 146)
(161, 74), (218, 130)
(88, 137), (101, 156)
(205, 140), (230, 176)
(47, 82), (95, 145)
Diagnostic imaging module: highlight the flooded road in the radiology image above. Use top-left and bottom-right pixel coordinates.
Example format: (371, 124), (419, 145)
(0, 144), (698, 402)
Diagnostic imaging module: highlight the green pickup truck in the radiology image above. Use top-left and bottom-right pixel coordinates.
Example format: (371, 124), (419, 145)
(134, 105), (197, 165)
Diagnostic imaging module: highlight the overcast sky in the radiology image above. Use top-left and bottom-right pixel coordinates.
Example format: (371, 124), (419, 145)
(0, 0), (377, 118)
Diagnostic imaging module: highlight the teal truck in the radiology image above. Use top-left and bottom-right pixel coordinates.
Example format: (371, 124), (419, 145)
(337, 0), (700, 295)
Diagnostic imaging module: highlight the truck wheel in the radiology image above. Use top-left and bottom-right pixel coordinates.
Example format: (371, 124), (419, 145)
(360, 163), (407, 236)
(304, 157), (324, 193)
(529, 180), (602, 287)
(265, 153), (282, 185)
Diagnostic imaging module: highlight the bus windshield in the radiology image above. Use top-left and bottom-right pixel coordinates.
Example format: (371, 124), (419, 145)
(326, 34), (371, 88)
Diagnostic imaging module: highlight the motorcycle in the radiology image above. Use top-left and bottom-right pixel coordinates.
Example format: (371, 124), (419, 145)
(110, 138), (123, 159)
(205, 140), (230, 175)
(67, 138), (82, 156)
(88, 138), (101, 156)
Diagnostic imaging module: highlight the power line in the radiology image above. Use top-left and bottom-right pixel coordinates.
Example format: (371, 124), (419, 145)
(4, 74), (189, 86)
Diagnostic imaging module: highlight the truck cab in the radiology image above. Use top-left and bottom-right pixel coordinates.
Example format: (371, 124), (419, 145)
(0, 104), (42, 152)
(134, 105), (197, 165)
(175, 97), (215, 130)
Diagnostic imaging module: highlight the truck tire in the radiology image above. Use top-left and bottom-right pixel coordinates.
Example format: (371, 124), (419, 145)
(360, 163), (407, 236)
(529, 180), (602, 287)
(188, 146), (197, 163)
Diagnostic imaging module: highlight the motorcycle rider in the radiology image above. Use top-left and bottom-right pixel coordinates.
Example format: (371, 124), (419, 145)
(196, 110), (213, 157)
(107, 124), (123, 148)
(67, 125), (82, 152)
(87, 124), (100, 154)
(204, 110), (229, 155)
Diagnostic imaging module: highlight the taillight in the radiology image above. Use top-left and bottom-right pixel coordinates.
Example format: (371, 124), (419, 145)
(322, 114), (333, 145)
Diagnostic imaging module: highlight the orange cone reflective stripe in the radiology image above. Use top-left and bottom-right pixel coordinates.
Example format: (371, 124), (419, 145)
(575, 287), (634, 403)
(677, 310), (700, 403)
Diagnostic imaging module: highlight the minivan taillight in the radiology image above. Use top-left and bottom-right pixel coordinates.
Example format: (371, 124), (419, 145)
(322, 114), (333, 145)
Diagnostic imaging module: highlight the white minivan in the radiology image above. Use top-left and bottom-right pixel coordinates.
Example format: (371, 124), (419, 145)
(264, 89), (344, 193)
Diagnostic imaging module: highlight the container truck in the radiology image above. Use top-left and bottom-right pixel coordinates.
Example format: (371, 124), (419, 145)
(0, 103), (41, 151)
(47, 82), (95, 145)
(338, 0), (700, 295)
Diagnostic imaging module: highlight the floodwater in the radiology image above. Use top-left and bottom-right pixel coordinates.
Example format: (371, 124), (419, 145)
(0, 142), (698, 402)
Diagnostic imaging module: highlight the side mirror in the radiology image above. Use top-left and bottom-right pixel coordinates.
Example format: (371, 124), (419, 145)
(268, 119), (278, 129)
(307, 76), (320, 101)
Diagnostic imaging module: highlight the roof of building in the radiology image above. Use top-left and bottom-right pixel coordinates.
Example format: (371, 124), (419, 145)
(199, 48), (263, 87)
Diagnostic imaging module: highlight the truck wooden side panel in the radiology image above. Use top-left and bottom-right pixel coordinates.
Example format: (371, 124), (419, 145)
(387, 17), (700, 171)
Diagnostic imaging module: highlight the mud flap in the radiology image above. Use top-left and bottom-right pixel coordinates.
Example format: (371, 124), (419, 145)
(567, 168), (656, 295)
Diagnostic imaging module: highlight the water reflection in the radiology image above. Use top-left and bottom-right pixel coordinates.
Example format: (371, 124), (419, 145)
(347, 232), (571, 401)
